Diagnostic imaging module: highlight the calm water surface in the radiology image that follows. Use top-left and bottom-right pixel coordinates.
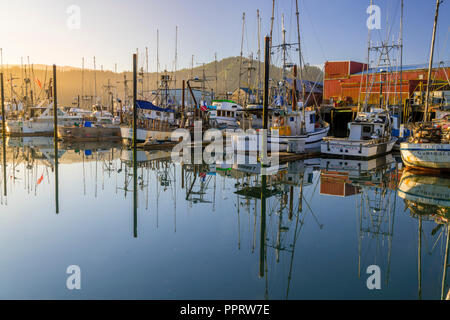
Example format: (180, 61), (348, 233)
(0, 137), (448, 300)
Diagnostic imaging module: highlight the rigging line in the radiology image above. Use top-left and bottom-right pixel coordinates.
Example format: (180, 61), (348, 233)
(301, 193), (322, 230)
(439, 26), (450, 61)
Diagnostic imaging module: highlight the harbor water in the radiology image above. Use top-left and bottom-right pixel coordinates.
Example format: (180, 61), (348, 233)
(0, 137), (448, 300)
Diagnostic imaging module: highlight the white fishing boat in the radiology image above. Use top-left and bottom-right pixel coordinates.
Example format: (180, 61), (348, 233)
(321, 108), (397, 158)
(120, 100), (177, 143)
(208, 100), (242, 128)
(231, 107), (329, 154)
(400, 0), (450, 172)
(400, 121), (450, 172)
(6, 102), (83, 136)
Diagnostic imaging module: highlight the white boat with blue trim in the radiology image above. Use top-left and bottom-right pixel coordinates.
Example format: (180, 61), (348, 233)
(321, 108), (397, 158)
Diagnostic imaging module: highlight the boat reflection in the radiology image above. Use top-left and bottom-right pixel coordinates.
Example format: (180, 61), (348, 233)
(320, 154), (401, 287)
(398, 170), (450, 300)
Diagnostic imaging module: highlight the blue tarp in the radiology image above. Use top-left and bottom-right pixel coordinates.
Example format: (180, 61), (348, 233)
(136, 100), (175, 113)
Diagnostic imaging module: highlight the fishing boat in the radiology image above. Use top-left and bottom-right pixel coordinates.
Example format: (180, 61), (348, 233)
(231, 9), (329, 154)
(6, 102), (83, 136)
(321, 108), (397, 158)
(120, 100), (177, 143)
(400, 0), (450, 172)
(57, 123), (121, 141)
(400, 120), (450, 171)
(208, 100), (242, 129)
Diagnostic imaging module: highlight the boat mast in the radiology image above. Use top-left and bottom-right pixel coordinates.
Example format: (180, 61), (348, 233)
(281, 13), (287, 111)
(156, 29), (160, 105)
(238, 12), (245, 106)
(214, 52), (218, 98)
(81, 57), (84, 109)
(146, 46), (149, 99)
(270, 0), (275, 47)
(295, 0), (306, 132)
(399, 0), (404, 108)
(424, 0), (441, 122)
(174, 26), (178, 98)
(257, 9), (262, 103)
(94, 56), (97, 105)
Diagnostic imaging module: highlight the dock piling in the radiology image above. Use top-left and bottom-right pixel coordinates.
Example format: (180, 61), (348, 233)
(1, 73), (6, 196)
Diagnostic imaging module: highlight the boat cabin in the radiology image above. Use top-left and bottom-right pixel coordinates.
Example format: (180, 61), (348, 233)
(209, 100), (243, 127)
(348, 109), (390, 141)
(272, 109), (317, 136)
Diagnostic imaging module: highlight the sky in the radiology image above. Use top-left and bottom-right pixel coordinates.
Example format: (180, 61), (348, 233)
(0, 0), (448, 72)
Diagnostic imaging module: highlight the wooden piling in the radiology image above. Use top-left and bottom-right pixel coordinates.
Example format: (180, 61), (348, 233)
(1, 73), (6, 196)
(133, 53), (138, 238)
(53, 65), (59, 214)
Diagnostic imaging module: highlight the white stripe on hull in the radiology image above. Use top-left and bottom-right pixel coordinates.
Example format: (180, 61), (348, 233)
(400, 143), (450, 170)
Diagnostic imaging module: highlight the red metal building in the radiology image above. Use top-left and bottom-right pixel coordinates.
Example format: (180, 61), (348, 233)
(323, 61), (450, 106)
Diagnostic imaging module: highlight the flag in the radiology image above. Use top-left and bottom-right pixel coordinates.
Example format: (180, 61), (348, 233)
(35, 78), (42, 88)
(37, 174), (44, 185)
(200, 104), (208, 112)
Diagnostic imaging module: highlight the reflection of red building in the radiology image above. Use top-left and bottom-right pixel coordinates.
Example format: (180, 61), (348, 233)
(323, 61), (450, 106)
(320, 171), (359, 197)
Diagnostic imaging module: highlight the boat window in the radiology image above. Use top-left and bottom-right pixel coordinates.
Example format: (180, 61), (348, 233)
(290, 117), (294, 122)
(310, 114), (315, 123)
(362, 126), (372, 133)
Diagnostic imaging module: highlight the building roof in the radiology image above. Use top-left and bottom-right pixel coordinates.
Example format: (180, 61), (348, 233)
(285, 79), (323, 93)
(352, 61), (450, 75)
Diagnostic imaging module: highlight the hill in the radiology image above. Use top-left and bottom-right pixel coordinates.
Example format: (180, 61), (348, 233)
(1, 57), (323, 106)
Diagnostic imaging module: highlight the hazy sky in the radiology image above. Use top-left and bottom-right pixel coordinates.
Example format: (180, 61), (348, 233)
(0, 0), (448, 72)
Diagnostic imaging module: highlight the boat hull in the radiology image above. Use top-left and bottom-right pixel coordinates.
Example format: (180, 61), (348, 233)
(58, 126), (121, 141)
(231, 125), (330, 153)
(120, 126), (174, 143)
(400, 142), (450, 171)
(6, 119), (81, 136)
(321, 137), (397, 158)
